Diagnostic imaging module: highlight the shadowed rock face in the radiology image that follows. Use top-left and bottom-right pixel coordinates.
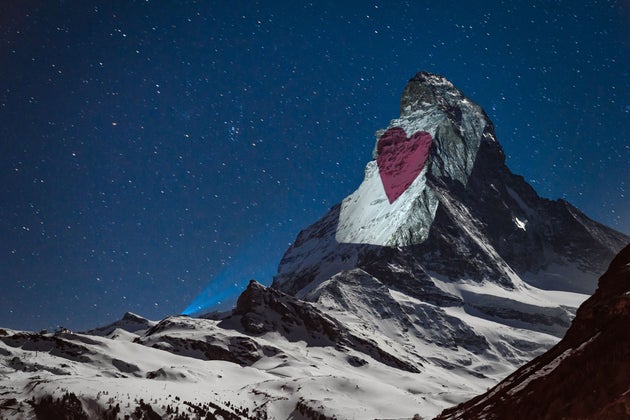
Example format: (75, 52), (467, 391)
(267, 71), (629, 415)
(273, 71), (628, 299)
(228, 280), (422, 373)
(436, 243), (630, 420)
(271, 72), (628, 367)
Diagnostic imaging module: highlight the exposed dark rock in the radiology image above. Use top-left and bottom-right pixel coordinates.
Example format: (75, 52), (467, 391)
(271, 71), (628, 365)
(0, 332), (93, 363)
(136, 315), (281, 366)
(225, 280), (421, 373)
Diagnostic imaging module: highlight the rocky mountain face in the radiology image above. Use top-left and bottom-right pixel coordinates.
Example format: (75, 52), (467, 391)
(268, 71), (628, 413)
(437, 244), (630, 420)
(274, 72), (626, 298)
(272, 72), (627, 355)
(1, 72), (628, 420)
(0, 281), (474, 419)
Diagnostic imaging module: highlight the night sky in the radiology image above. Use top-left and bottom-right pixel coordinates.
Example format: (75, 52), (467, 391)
(1, 1), (628, 331)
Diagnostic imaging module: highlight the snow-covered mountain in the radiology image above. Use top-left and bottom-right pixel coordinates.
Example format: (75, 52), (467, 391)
(1, 72), (627, 419)
(274, 72), (626, 297)
(273, 72), (627, 361)
(437, 243), (630, 420)
(268, 71), (628, 414)
(0, 280), (494, 419)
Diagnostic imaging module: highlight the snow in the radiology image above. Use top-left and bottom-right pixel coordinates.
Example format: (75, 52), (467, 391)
(335, 161), (434, 246)
(5, 72), (620, 420)
(335, 77), (488, 248)
(0, 319), (477, 419)
(0, 328), (270, 419)
(522, 261), (601, 295)
(3, 265), (588, 420)
(513, 216), (527, 231)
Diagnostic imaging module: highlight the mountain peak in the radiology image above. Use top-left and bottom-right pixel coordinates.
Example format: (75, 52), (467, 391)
(121, 311), (148, 322)
(376, 70), (491, 189)
(317, 71), (494, 251)
(273, 70), (627, 310)
(269, 72), (628, 416)
(1, 72), (628, 420)
(83, 311), (155, 337)
(400, 71), (460, 116)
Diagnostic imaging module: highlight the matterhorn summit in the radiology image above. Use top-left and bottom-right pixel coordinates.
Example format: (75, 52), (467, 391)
(274, 71), (626, 298)
(333, 72), (486, 248)
(272, 71), (628, 396)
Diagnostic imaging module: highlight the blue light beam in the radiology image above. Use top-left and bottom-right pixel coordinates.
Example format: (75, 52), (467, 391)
(181, 243), (277, 316)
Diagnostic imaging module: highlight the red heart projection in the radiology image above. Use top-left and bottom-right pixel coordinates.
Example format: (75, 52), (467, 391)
(376, 127), (433, 204)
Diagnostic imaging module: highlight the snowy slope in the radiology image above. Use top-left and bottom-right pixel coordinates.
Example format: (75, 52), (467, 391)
(0, 303), (475, 418)
(0, 325), (269, 419)
(0, 275), (601, 419)
(437, 244), (630, 420)
(0, 279), (573, 419)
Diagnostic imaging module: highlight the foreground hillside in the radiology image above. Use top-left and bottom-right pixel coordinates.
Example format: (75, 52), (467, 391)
(437, 243), (630, 420)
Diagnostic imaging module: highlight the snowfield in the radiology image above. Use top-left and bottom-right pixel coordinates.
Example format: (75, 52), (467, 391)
(0, 272), (589, 420)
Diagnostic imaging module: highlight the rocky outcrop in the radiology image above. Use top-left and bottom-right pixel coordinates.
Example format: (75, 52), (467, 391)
(224, 280), (421, 372)
(2, 72), (626, 420)
(85, 311), (155, 337)
(136, 315), (280, 366)
(436, 243), (630, 420)
(305, 269), (489, 354)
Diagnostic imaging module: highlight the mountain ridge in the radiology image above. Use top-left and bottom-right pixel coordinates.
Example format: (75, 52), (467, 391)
(273, 71), (627, 299)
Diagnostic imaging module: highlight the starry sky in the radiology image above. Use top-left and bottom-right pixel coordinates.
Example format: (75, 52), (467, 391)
(1, 0), (628, 331)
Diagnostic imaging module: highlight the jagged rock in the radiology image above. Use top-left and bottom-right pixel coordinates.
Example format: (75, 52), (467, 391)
(1, 71), (627, 420)
(225, 280), (421, 372)
(136, 315), (281, 366)
(304, 269), (488, 353)
(274, 71), (627, 298)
